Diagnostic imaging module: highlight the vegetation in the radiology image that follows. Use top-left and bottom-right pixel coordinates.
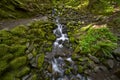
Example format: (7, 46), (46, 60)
(0, 0), (120, 19)
(67, 23), (118, 58)
(0, 0), (52, 19)
(0, 20), (56, 79)
(0, 0), (120, 79)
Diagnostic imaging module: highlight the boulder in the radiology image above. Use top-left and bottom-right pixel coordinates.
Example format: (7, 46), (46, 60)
(10, 56), (27, 69)
(113, 47), (120, 57)
(113, 47), (120, 61)
(16, 67), (30, 78)
(88, 54), (100, 63)
(27, 53), (33, 60)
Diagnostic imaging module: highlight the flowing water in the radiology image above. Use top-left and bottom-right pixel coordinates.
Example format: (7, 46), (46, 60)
(47, 16), (91, 80)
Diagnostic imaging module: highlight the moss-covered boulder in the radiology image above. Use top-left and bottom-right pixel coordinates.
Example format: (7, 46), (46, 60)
(16, 66), (30, 78)
(0, 0), (53, 19)
(10, 56), (27, 69)
(0, 44), (10, 57)
(31, 74), (37, 80)
(1, 71), (16, 80)
(0, 61), (8, 75)
(11, 25), (27, 36)
(37, 53), (45, 69)
(2, 54), (14, 62)
(10, 44), (27, 57)
(0, 20), (56, 79)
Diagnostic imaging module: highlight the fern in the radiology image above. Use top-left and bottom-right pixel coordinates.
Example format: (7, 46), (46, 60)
(70, 24), (118, 58)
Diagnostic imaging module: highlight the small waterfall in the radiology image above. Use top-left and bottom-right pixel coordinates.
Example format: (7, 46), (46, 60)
(52, 17), (69, 80)
(45, 9), (92, 80)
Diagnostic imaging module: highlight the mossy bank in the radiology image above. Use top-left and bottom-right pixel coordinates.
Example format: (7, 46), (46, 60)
(0, 20), (56, 80)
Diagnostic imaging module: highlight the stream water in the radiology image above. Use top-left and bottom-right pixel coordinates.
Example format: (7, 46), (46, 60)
(48, 15), (91, 80)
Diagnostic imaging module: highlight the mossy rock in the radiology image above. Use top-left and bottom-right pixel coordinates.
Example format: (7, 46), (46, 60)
(10, 44), (27, 57)
(0, 0), (46, 19)
(32, 49), (37, 57)
(0, 20), (56, 79)
(11, 25), (27, 36)
(10, 56), (27, 69)
(0, 44), (10, 57)
(37, 53), (45, 69)
(16, 66), (30, 78)
(0, 30), (13, 45)
(1, 72), (15, 80)
(0, 61), (8, 75)
(0, 30), (12, 37)
(65, 67), (72, 75)
(28, 28), (46, 37)
(78, 65), (84, 73)
(31, 74), (37, 80)
(2, 54), (14, 62)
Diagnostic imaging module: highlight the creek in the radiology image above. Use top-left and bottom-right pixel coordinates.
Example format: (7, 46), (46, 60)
(46, 10), (91, 80)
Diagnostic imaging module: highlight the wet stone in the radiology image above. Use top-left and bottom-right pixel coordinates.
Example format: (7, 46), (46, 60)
(22, 73), (31, 80)
(47, 64), (52, 73)
(27, 53), (33, 60)
(113, 47), (120, 61)
(27, 43), (34, 53)
(113, 47), (120, 57)
(29, 58), (37, 68)
(26, 42), (30, 48)
(58, 40), (63, 44)
(99, 66), (108, 71)
(88, 54), (100, 63)
(53, 29), (62, 37)
(88, 61), (96, 69)
(94, 66), (101, 73)
(106, 59), (114, 69)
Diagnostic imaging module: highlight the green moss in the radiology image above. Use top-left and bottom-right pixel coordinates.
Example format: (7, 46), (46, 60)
(32, 49), (37, 57)
(28, 28), (46, 37)
(11, 25), (27, 36)
(31, 74), (37, 80)
(65, 67), (72, 75)
(1, 72), (15, 80)
(0, 61), (8, 75)
(10, 56), (27, 69)
(0, 20), (56, 78)
(16, 67), (30, 78)
(2, 54), (14, 62)
(0, 30), (12, 38)
(0, 44), (10, 57)
(0, 0), (48, 19)
(78, 65), (84, 73)
(37, 53), (45, 69)
(0, 30), (13, 45)
(10, 44), (26, 57)
(89, 0), (114, 15)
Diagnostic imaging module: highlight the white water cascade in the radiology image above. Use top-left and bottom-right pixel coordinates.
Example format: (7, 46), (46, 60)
(50, 16), (91, 80)
(44, 8), (92, 80)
